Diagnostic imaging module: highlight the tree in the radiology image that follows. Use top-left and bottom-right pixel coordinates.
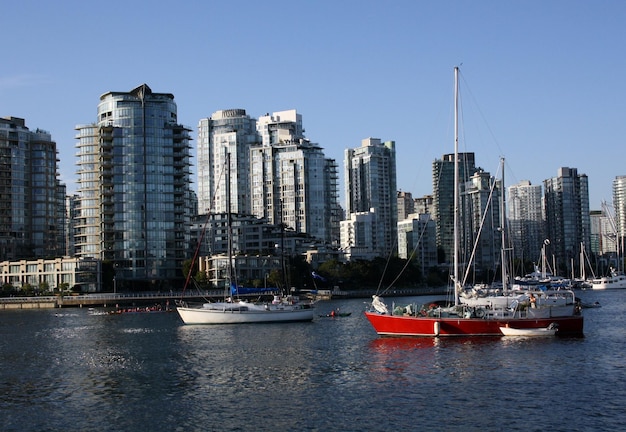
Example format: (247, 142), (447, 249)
(1, 283), (15, 297)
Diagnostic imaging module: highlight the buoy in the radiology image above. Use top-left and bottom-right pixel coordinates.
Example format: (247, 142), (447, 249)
(434, 321), (440, 336)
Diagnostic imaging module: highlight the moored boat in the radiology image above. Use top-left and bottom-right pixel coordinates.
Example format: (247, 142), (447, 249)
(589, 268), (626, 290)
(499, 322), (558, 337)
(177, 293), (315, 324)
(364, 67), (584, 338)
(365, 298), (583, 337)
(175, 153), (315, 325)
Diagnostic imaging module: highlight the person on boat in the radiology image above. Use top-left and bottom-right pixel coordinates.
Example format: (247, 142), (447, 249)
(529, 293), (537, 308)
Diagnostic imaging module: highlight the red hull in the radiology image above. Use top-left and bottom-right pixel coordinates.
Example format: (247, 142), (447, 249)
(364, 312), (584, 337)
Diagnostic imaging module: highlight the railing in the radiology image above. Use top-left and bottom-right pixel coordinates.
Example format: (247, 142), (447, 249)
(0, 290), (227, 308)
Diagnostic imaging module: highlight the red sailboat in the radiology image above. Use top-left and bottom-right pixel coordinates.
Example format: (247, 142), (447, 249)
(365, 67), (584, 337)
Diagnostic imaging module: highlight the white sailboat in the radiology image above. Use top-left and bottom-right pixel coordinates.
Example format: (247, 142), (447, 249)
(176, 153), (315, 324)
(176, 295), (315, 325)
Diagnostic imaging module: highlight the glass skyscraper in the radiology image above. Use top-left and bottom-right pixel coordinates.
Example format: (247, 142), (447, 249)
(75, 84), (193, 290)
(0, 117), (64, 260)
(196, 109), (259, 215)
(432, 152), (476, 265)
(543, 167), (591, 276)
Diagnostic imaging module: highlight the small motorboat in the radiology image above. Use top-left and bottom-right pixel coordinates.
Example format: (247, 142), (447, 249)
(499, 322), (558, 337)
(319, 311), (351, 318)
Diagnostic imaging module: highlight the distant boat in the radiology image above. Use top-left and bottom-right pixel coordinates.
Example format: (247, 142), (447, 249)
(109, 305), (172, 315)
(590, 268), (626, 290)
(319, 310), (351, 318)
(499, 323), (558, 337)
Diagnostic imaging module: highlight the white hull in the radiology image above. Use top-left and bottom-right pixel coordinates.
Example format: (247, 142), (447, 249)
(176, 303), (315, 324)
(590, 277), (626, 290)
(499, 326), (557, 337)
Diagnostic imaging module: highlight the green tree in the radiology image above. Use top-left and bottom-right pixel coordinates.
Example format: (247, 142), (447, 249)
(22, 283), (33, 296)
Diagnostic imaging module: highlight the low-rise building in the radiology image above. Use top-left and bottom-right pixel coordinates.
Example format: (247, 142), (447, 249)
(0, 257), (101, 293)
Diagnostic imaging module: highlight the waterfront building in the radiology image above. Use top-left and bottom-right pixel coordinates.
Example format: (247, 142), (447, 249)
(193, 211), (326, 289)
(543, 167), (591, 276)
(65, 194), (80, 257)
(250, 110), (340, 245)
(0, 256), (101, 293)
(432, 152), (476, 265)
(344, 138), (397, 258)
(194, 109), (340, 267)
(397, 213), (437, 274)
(197, 109), (259, 215)
(340, 210), (379, 261)
(508, 180), (544, 264)
(0, 117), (65, 260)
(75, 84), (193, 290)
(613, 175), (626, 256)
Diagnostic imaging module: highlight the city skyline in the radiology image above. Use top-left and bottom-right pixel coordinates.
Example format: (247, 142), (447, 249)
(2, 1), (626, 210)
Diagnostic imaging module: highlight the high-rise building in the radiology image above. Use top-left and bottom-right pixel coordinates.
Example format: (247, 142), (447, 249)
(543, 167), (591, 276)
(195, 109), (340, 249)
(0, 117), (65, 260)
(344, 138), (397, 258)
(462, 168), (502, 275)
(508, 180), (544, 263)
(432, 152), (476, 264)
(414, 195), (433, 216)
(397, 191), (415, 221)
(75, 84), (193, 290)
(247, 110), (340, 245)
(250, 138), (340, 245)
(257, 109), (304, 146)
(613, 175), (626, 252)
(197, 109), (259, 214)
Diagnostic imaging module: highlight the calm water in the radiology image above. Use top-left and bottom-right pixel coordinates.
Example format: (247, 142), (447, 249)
(1, 290), (624, 432)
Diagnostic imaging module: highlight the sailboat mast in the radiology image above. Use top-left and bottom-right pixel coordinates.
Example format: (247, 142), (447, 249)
(226, 152), (234, 295)
(454, 66), (460, 305)
(580, 242), (585, 280)
(500, 157), (507, 292)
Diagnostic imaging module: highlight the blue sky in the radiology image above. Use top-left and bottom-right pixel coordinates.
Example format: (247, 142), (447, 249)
(1, 0), (624, 210)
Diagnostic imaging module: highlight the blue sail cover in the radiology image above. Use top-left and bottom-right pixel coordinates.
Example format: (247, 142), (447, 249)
(230, 283), (278, 296)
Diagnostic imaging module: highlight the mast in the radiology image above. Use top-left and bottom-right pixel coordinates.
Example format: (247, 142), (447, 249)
(500, 157), (507, 292)
(226, 152), (234, 297)
(541, 239), (549, 279)
(580, 242), (585, 280)
(454, 66), (460, 305)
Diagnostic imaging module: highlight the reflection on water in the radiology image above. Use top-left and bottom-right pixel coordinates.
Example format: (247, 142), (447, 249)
(0, 290), (624, 432)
